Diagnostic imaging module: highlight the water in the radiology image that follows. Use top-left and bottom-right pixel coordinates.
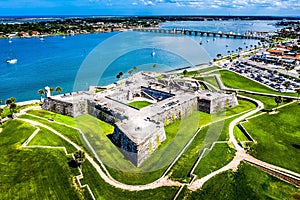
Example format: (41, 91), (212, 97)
(160, 20), (279, 34)
(0, 20), (280, 103)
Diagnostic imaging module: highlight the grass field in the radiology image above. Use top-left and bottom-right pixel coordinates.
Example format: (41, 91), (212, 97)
(243, 102), (300, 173)
(193, 143), (236, 178)
(0, 120), (87, 199)
(80, 161), (178, 200)
(197, 76), (220, 89)
(19, 114), (83, 146)
(240, 93), (290, 111)
(182, 66), (221, 76)
(219, 70), (297, 96)
(128, 101), (152, 109)
(234, 125), (249, 142)
(27, 109), (76, 126)
(179, 162), (300, 200)
(28, 126), (77, 153)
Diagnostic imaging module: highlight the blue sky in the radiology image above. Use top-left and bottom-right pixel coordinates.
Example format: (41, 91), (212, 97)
(1, 0), (300, 16)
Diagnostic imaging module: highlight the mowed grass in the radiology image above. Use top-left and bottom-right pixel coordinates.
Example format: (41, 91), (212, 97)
(80, 161), (178, 200)
(27, 109), (76, 126)
(219, 70), (297, 96)
(0, 120), (87, 199)
(240, 93), (290, 111)
(197, 76), (220, 90)
(179, 162), (300, 200)
(169, 100), (255, 182)
(193, 143), (236, 178)
(243, 102), (300, 173)
(28, 127), (77, 153)
(19, 114), (83, 146)
(128, 101), (152, 109)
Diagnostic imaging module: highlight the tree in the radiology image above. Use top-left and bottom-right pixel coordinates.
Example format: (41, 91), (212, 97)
(74, 150), (86, 167)
(50, 87), (54, 94)
(216, 53), (222, 58)
(10, 97), (16, 103)
(9, 103), (17, 116)
(133, 66), (138, 71)
(55, 86), (62, 94)
(296, 88), (300, 101)
(38, 89), (45, 101)
(283, 81), (291, 92)
(275, 96), (283, 111)
(5, 98), (12, 107)
(183, 69), (188, 76)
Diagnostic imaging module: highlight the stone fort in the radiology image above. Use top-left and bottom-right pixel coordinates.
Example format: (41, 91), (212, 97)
(42, 72), (238, 167)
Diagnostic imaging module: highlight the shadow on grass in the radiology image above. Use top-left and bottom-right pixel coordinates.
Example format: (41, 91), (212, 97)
(68, 160), (78, 168)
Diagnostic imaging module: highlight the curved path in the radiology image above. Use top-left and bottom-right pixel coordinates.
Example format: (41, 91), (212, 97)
(188, 95), (264, 190)
(17, 117), (181, 191)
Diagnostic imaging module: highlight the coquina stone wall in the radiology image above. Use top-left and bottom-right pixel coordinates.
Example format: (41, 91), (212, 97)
(112, 123), (165, 167)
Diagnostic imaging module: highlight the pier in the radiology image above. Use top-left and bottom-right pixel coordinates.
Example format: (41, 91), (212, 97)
(133, 28), (266, 40)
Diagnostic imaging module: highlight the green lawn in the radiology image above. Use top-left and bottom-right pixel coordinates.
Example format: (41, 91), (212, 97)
(197, 76), (220, 89)
(169, 104), (255, 182)
(182, 66), (221, 76)
(28, 126), (77, 153)
(240, 93), (290, 111)
(128, 101), (153, 109)
(179, 162), (300, 200)
(219, 70), (297, 96)
(0, 120), (87, 199)
(234, 125), (249, 142)
(19, 114), (83, 146)
(193, 143), (236, 178)
(80, 161), (178, 200)
(27, 109), (76, 126)
(243, 102), (300, 173)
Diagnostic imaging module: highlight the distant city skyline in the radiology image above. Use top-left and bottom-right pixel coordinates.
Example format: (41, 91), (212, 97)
(1, 0), (300, 16)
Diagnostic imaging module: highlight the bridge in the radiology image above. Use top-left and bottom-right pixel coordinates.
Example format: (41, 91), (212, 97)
(133, 28), (266, 40)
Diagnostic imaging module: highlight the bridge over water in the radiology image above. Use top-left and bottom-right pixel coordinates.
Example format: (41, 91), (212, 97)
(133, 28), (267, 40)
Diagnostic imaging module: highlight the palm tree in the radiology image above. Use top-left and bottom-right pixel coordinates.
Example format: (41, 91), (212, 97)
(274, 96), (283, 111)
(128, 69), (133, 76)
(74, 150), (86, 167)
(55, 86), (62, 94)
(183, 69), (188, 76)
(9, 103), (17, 117)
(5, 98), (12, 107)
(50, 87), (54, 95)
(10, 97), (16, 103)
(38, 89), (45, 101)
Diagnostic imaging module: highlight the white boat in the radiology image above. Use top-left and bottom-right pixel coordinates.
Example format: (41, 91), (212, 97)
(40, 36), (45, 41)
(6, 58), (17, 64)
(8, 38), (12, 43)
(62, 35), (66, 39)
(151, 50), (155, 57)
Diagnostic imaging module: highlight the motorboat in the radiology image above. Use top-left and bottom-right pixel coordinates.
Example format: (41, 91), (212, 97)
(6, 58), (17, 64)
(151, 50), (156, 57)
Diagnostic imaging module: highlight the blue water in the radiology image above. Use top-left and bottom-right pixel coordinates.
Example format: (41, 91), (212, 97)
(0, 20), (279, 103)
(160, 20), (279, 34)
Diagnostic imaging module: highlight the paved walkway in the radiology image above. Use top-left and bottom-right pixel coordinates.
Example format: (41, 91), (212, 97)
(17, 117), (181, 191)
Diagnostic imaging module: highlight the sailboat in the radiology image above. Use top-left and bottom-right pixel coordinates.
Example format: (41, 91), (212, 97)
(8, 38), (12, 43)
